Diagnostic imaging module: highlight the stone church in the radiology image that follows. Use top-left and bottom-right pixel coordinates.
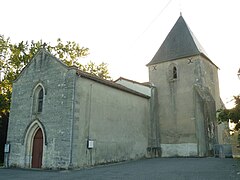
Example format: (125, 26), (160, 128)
(6, 15), (222, 169)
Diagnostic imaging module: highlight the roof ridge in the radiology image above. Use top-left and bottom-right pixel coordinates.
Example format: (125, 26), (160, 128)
(76, 71), (150, 98)
(114, 77), (152, 87)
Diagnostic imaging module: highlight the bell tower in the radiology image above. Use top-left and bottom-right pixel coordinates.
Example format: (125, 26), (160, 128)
(147, 15), (221, 157)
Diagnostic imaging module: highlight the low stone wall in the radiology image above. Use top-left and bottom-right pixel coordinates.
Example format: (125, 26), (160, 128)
(160, 143), (198, 157)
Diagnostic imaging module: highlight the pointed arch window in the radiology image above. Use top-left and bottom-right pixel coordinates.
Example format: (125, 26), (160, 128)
(168, 63), (178, 81)
(38, 88), (43, 112)
(32, 84), (45, 114)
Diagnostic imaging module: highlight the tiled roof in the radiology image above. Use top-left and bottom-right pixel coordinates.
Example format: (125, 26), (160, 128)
(147, 15), (217, 68)
(75, 69), (150, 99)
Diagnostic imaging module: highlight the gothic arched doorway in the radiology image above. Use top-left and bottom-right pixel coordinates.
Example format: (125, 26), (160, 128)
(31, 128), (43, 168)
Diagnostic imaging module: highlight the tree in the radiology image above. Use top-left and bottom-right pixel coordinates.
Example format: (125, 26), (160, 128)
(0, 35), (111, 163)
(81, 61), (111, 79)
(218, 96), (240, 130)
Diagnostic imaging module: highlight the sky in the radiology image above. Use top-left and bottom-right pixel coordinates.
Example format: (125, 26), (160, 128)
(1, 0), (240, 108)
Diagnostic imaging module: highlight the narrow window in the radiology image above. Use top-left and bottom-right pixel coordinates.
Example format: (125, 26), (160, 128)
(173, 66), (177, 79)
(38, 88), (43, 112)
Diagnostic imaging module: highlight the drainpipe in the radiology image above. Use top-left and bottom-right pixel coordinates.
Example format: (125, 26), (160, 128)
(87, 84), (93, 139)
(69, 71), (76, 168)
(149, 85), (155, 154)
(87, 84), (93, 165)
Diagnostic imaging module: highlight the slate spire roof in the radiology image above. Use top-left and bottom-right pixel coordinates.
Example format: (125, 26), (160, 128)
(147, 15), (210, 66)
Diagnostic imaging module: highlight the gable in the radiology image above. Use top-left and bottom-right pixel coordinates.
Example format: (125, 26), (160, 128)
(14, 48), (69, 83)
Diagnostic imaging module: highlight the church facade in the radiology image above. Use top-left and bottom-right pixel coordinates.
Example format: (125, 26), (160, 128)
(6, 16), (222, 169)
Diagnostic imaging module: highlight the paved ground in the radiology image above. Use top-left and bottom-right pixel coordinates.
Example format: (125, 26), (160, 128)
(1, 158), (240, 180)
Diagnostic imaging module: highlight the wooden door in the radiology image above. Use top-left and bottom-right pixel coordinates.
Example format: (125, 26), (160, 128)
(31, 128), (43, 168)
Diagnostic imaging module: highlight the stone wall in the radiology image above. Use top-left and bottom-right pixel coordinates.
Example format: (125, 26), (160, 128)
(71, 77), (150, 167)
(148, 55), (220, 157)
(7, 50), (75, 169)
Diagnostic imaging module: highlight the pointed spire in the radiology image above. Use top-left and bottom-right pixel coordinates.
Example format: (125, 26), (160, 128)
(147, 15), (208, 66)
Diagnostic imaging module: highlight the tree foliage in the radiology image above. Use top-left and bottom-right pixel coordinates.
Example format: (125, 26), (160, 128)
(81, 61), (111, 79)
(0, 34), (111, 120)
(218, 96), (240, 130)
